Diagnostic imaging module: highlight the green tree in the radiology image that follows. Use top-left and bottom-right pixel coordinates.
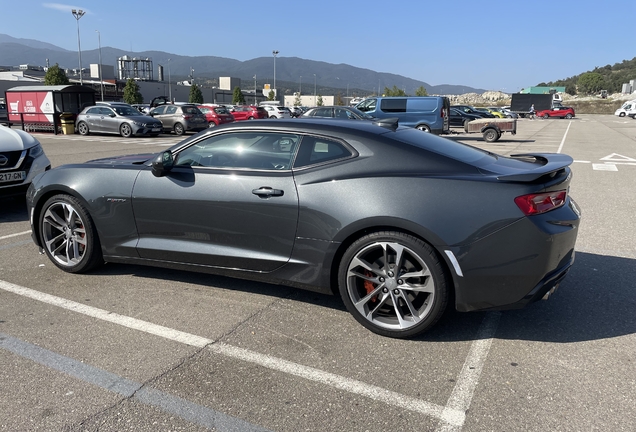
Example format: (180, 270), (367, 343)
(44, 64), (69, 85)
(189, 83), (203, 104)
(232, 86), (245, 104)
(577, 73), (605, 95)
(415, 86), (428, 96)
(317, 95), (323, 106)
(384, 86), (406, 97)
(123, 79), (143, 104)
(267, 90), (275, 101)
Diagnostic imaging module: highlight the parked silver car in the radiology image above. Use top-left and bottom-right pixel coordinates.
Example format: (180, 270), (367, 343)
(148, 104), (208, 135)
(76, 105), (163, 138)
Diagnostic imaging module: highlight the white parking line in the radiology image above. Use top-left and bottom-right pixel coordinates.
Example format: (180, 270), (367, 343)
(557, 121), (572, 154)
(0, 280), (483, 428)
(0, 230), (31, 241)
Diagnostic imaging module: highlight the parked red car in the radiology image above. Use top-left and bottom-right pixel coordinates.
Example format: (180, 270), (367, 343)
(197, 105), (235, 127)
(536, 106), (575, 119)
(229, 105), (269, 121)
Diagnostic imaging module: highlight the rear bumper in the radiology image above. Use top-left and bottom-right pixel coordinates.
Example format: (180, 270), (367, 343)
(451, 198), (580, 312)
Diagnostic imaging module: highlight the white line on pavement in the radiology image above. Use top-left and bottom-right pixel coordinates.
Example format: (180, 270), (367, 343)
(557, 121), (572, 154)
(0, 280), (466, 426)
(0, 230), (32, 241)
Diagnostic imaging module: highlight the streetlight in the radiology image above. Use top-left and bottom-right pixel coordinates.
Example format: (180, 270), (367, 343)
(272, 50), (279, 94)
(71, 9), (85, 85)
(95, 30), (104, 101)
(254, 74), (257, 105)
(167, 58), (172, 101)
(299, 76), (302, 94)
(313, 74), (317, 106)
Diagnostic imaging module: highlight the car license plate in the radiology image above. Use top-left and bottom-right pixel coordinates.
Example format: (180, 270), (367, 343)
(152, 127), (161, 132)
(0, 171), (26, 183)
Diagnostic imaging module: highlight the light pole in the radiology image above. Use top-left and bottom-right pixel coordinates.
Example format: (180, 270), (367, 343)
(95, 30), (104, 101)
(71, 9), (85, 85)
(167, 58), (172, 101)
(254, 74), (257, 105)
(272, 50), (279, 95)
(313, 74), (317, 106)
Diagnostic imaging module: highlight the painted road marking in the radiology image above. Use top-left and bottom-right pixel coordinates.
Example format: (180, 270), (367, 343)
(0, 280), (499, 429)
(600, 153), (636, 162)
(0, 333), (271, 432)
(556, 121), (572, 154)
(592, 164), (618, 171)
(0, 230), (32, 241)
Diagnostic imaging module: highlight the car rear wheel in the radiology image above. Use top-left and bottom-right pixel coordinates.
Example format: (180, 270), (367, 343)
(120, 123), (132, 138)
(416, 124), (431, 132)
(338, 231), (449, 338)
(543, 113), (549, 119)
(565, 113), (573, 119)
(208, 121), (216, 128)
(77, 121), (89, 136)
(174, 123), (185, 135)
(248, 116), (254, 120)
(39, 194), (103, 273)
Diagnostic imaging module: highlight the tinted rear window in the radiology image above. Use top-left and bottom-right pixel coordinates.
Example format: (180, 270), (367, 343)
(392, 128), (493, 164)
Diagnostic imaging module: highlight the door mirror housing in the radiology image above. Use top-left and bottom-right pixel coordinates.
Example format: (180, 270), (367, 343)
(151, 151), (174, 177)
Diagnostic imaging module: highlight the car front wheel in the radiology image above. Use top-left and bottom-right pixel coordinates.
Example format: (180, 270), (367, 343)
(120, 123), (133, 138)
(39, 194), (103, 273)
(543, 114), (549, 119)
(338, 231), (449, 338)
(565, 113), (573, 119)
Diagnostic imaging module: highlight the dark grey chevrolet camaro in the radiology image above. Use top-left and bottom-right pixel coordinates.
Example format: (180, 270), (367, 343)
(26, 118), (580, 338)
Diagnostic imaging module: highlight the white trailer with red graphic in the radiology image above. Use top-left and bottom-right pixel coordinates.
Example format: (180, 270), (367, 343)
(5, 85), (95, 134)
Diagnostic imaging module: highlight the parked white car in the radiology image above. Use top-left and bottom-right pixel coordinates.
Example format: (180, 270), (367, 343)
(0, 126), (51, 197)
(263, 105), (291, 119)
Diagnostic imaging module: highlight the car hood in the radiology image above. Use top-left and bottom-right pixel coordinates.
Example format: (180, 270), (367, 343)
(86, 153), (155, 165)
(0, 126), (39, 151)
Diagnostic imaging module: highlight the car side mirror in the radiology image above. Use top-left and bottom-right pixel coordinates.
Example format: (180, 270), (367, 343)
(109, 113), (116, 118)
(151, 151), (174, 177)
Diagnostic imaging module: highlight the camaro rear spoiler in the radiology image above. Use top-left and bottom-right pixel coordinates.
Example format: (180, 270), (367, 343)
(496, 153), (573, 182)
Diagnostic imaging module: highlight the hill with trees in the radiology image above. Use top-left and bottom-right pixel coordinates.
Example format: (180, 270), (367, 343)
(539, 57), (636, 95)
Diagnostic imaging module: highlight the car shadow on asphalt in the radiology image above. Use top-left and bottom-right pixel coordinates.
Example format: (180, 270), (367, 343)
(89, 251), (635, 344)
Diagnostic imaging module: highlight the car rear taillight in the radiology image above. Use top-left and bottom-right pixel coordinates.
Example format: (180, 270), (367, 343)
(514, 190), (567, 215)
(182, 114), (192, 119)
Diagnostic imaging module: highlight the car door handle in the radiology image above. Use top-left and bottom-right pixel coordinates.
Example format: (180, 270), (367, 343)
(252, 187), (284, 197)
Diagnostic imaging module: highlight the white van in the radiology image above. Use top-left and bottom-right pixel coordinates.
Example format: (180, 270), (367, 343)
(614, 101), (636, 117)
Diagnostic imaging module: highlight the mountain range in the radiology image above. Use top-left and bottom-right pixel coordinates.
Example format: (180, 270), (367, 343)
(0, 34), (487, 96)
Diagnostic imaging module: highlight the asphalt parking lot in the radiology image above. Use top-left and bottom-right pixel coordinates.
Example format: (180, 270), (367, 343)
(1, 115), (635, 431)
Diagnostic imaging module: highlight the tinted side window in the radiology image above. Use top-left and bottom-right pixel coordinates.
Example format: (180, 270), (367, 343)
(175, 132), (300, 170)
(86, 107), (101, 114)
(407, 98), (437, 111)
(152, 106), (166, 115)
(166, 106), (178, 114)
(380, 99), (407, 113)
(312, 108), (332, 117)
(294, 136), (353, 168)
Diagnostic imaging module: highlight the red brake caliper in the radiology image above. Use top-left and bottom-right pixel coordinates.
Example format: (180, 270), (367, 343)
(364, 271), (377, 302)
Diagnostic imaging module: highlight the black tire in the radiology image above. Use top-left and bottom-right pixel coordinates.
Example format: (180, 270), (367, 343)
(120, 123), (133, 138)
(77, 121), (89, 136)
(208, 121), (216, 128)
(565, 113), (573, 119)
(619, 112), (625, 117)
(248, 116), (254, 120)
(174, 123), (185, 135)
(543, 113), (549, 119)
(39, 194), (103, 273)
(483, 128), (500, 142)
(416, 124), (431, 133)
(338, 231), (449, 338)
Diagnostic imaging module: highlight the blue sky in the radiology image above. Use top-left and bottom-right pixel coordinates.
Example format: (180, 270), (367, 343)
(3, 1), (635, 92)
